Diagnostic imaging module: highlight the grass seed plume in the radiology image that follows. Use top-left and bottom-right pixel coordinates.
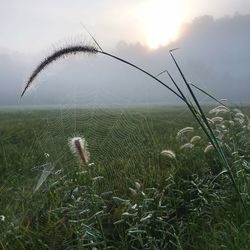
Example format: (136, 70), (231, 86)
(68, 136), (90, 164)
(160, 149), (176, 159)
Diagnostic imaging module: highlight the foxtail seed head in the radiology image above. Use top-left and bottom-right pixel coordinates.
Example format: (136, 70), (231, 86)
(177, 127), (194, 138)
(204, 144), (214, 153)
(21, 45), (98, 97)
(209, 105), (229, 115)
(211, 116), (223, 123)
(68, 136), (90, 164)
(180, 143), (194, 150)
(190, 135), (201, 144)
(160, 150), (176, 159)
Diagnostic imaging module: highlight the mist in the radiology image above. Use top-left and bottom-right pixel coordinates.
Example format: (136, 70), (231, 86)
(0, 14), (249, 106)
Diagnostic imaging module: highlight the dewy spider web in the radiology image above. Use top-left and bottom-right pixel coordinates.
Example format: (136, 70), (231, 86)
(5, 40), (236, 248)
(31, 81), (178, 188)
(14, 48), (215, 194)
(1, 63), (190, 247)
(3, 46), (249, 248)
(17, 52), (191, 190)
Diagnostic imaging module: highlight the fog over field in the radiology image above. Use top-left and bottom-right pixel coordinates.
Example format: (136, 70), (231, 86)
(0, 14), (250, 105)
(1, 2), (250, 249)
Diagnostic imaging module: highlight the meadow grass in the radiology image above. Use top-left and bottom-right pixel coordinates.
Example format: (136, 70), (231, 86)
(0, 106), (250, 249)
(20, 43), (249, 218)
(2, 37), (250, 249)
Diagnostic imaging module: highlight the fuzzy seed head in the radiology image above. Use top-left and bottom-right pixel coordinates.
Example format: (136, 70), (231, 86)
(177, 127), (194, 138)
(209, 105), (230, 115)
(135, 182), (141, 190)
(235, 112), (245, 119)
(233, 108), (242, 113)
(160, 150), (176, 159)
(211, 116), (224, 123)
(180, 143), (194, 150)
(129, 187), (137, 196)
(190, 135), (201, 144)
(204, 144), (214, 153)
(234, 117), (244, 125)
(206, 118), (214, 125)
(68, 136), (90, 164)
(21, 45), (98, 97)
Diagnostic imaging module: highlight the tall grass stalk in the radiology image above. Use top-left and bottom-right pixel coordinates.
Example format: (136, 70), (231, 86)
(21, 42), (248, 217)
(169, 51), (248, 217)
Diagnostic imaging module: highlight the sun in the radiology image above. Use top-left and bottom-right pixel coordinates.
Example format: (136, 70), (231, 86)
(137, 0), (183, 49)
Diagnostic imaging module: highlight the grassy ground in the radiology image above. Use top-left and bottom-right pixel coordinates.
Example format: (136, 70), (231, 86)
(0, 105), (250, 249)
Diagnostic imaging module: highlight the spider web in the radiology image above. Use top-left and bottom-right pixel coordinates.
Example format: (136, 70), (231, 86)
(20, 54), (187, 187)
(0, 52), (196, 248)
(31, 86), (172, 187)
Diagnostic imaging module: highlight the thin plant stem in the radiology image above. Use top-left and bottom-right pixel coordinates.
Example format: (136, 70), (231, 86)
(169, 51), (249, 217)
(99, 51), (184, 101)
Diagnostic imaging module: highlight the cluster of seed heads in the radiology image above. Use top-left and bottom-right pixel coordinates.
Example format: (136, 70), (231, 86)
(209, 105), (230, 115)
(160, 105), (248, 158)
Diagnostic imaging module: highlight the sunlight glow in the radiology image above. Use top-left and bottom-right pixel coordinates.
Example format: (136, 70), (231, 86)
(137, 0), (184, 49)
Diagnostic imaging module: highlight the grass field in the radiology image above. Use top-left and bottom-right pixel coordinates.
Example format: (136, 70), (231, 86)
(0, 105), (250, 249)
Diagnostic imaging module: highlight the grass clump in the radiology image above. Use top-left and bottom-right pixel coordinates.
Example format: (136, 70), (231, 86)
(1, 106), (250, 249)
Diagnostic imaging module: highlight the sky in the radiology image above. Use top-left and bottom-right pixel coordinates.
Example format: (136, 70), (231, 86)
(1, 0), (250, 52)
(0, 0), (250, 105)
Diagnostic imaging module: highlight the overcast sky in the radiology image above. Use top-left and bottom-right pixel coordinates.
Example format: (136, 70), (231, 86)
(0, 1), (250, 105)
(1, 0), (250, 53)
